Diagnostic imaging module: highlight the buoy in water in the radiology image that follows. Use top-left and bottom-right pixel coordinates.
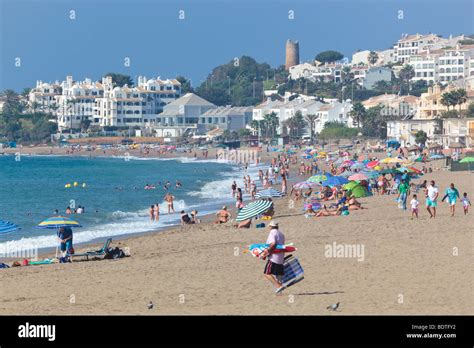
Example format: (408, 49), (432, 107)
(82, 183), (86, 188)
(73, 182), (78, 187)
(65, 184), (71, 188)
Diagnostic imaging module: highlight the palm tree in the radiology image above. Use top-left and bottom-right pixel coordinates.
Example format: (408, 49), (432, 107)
(264, 112), (279, 140)
(304, 113), (318, 140)
(399, 65), (415, 95)
(368, 51), (379, 66)
(349, 102), (366, 128)
(292, 111), (305, 138)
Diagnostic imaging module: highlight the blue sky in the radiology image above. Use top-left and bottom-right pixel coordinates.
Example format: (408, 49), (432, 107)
(1, 0), (473, 91)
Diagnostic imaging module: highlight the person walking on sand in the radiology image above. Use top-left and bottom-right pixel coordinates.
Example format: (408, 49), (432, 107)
(231, 181), (237, 197)
(425, 180), (439, 218)
(410, 194), (420, 219)
(397, 179), (410, 210)
(164, 193), (175, 214)
(154, 203), (160, 222)
(441, 183), (461, 217)
(260, 221), (286, 295)
(461, 192), (471, 215)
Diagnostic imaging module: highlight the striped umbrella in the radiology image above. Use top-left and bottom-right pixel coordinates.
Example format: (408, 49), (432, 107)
(0, 220), (20, 234)
(236, 200), (273, 222)
(292, 181), (319, 189)
(255, 188), (284, 199)
(348, 173), (368, 181)
(37, 216), (82, 229)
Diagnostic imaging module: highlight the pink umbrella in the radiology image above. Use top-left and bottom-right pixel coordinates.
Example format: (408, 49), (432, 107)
(348, 173), (368, 181)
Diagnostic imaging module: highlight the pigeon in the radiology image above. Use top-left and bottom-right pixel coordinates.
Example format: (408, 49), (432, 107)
(326, 302), (340, 311)
(147, 301), (154, 310)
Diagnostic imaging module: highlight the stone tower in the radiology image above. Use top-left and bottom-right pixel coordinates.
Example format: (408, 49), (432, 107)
(285, 40), (300, 70)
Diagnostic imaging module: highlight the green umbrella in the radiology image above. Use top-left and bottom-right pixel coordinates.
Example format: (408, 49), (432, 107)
(350, 185), (368, 198)
(460, 156), (474, 171)
(343, 181), (359, 190)
(307, 174), (327, 183)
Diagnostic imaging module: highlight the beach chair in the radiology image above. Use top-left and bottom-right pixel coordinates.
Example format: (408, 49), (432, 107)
(280, 255), (304, 288)
(70, 238), (112, 261)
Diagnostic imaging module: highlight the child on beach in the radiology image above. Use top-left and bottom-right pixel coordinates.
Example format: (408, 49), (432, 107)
(154, 203), (160, 222)
(410, 194), (419, 219)
(461, 193), (471, 215)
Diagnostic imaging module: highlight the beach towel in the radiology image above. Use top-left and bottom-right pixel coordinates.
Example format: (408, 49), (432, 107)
(281, 255), (304, 287)
(0, 263), (9, 269)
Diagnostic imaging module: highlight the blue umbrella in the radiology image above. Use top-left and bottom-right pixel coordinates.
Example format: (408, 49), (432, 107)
(0, 220), (20, 234)
(322, 176), (349, 186)
(350, 162), (365, 170)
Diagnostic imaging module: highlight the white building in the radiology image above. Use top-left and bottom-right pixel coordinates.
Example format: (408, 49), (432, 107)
(53, 75), (181, 131)
(29, 80), (62, 113)
(314, 100), (354, 133)
(393, 33), (466, 64)
(153, 93), (216, 137)
(288, 63), (319, 80)
(199, 106), (252, 132)
(408, 52), (439, 84)
(438, 46), (474, 84)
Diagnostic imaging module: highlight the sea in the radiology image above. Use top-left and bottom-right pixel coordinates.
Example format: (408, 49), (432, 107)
(0, 154), (264, 254)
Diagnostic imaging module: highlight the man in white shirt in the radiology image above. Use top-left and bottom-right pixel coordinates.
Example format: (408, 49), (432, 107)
(260, 221), (286, 294)
(426, 180), (439, 218)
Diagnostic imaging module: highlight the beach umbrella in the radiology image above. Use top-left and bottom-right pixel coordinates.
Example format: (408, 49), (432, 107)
(459, 156), (474, 163)
(322, 176), (349, 186)
(378, 168), (397, 175)
(381, 157), (404, 163)
(407, 166), (423, 174)
(366, 160), (379, 168)
(430, 154), (444, 160)
(37, 216), (82, 257)
(307, 174), (327, 183)
(292, 181), (319, 189)
(37, 216), (82, 229)
(236, 200), (273, 222)
(350, 162), (365, 170)
(0, 220), (20, 234)
(343, 181), (359, 190)
(359, 171), (379, 179)
(460, 156), (474, 171)
(348, 173), (368, 181)
(349, 185), (368, 198)
(255, 188), (284, 199)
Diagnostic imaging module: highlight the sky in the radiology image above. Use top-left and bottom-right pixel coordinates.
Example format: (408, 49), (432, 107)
(0, 0), (473, 91)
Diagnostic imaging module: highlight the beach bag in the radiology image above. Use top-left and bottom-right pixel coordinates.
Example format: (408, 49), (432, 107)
(59, 256), (71, 263)
(256, 223), (265, 228)
(342, 210), (349, 216)
(21, 259), (29, 266)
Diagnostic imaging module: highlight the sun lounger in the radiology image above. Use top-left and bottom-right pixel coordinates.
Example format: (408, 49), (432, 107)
(70, 238), (112, 261)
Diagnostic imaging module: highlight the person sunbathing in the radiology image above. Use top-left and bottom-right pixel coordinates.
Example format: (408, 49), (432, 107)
(302, 188), (313, 199)
(315, 204), (340, 217)
(304, 206), (316, 217)
(233, 219), (251, 229)
(347, 196), (365, 210)
(214, 206), (231, 224)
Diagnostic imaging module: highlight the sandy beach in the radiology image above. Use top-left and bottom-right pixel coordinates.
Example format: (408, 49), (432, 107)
(0, 149), (472, 315)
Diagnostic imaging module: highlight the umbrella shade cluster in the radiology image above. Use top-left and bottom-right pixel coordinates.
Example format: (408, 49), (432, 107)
(37, 216), (82, 229)
(0, 220), (20, 234)
(307, 174), (328, 183)
(255, 188), (284, 199)
(236, 200), (273, 222)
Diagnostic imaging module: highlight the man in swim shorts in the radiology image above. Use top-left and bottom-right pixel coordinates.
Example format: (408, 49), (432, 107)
(260, 221), (286, 295)
(425, 180), (439, 218)
(164, 193), (175, 214)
